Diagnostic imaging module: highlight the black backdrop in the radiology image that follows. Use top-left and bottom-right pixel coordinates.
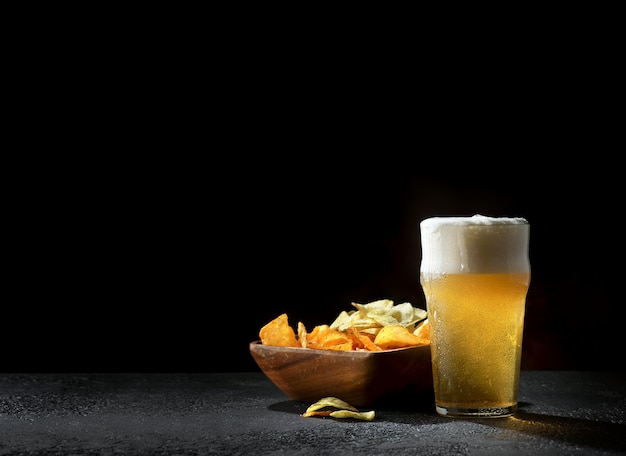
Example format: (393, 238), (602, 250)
(5, 0), (623, 375)
(8, 158), (621, 373)
(6, 19), (622, 372)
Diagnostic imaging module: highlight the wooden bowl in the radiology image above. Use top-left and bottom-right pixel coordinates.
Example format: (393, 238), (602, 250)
(249, 341), (433, 407)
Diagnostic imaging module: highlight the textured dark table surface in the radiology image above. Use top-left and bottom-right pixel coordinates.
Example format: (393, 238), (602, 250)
(1, 371), (625, 455)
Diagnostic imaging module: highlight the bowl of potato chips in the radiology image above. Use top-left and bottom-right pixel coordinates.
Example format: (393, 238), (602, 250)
(250, 299), (433, 407)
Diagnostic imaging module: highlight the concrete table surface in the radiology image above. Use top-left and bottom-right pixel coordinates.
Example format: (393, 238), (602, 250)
(1, 371), (625, 455)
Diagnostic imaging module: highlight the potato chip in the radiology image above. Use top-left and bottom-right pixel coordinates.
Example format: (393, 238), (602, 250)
(347, 326), (382, 351)
(330, 410), (375, 421)
(302, 397), (375, 421)
(328, 310), (352, 331)
(297, 321), (308, 348)
(413, 319), (430, 340)
(304, 397), (358, 412)
(259, 313), (300, 347)
(330, 309), (380, 333)
(352, 300), (397, 327)
(345, 326), (364, 349)
(373, 325), (429, 350)
(390, 302), (428, 328)
(307, 325), (353, 350)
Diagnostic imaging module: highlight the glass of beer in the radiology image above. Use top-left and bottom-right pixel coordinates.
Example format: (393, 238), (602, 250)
(419, 215), (530, 418)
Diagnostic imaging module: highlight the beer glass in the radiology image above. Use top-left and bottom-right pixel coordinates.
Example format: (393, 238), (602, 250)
(419, 215), (530, 418)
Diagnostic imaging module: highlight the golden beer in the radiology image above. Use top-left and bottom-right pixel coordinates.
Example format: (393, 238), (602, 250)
(420, 216), (530, 418)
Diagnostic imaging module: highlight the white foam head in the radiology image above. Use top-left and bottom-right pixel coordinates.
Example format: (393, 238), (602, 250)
(420, 214), (530, 274)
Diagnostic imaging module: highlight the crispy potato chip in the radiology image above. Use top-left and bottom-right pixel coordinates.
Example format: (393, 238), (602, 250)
(330, 410), (375, 421)
(297, 321), (308, 348)
(302, 410), (333, 417)
(391, 302), (428, 327)
(329, 305), (381, 332)
(413, 319), (430, 340)
(328, 310), (351, 331)
(359, 327), (383, 336)
(356, 299), (394, 312)
(360, 334), (382, 352)
(304, 397), (358, 412)
(307, 325), (353, 350)
(345, 326), (365, 350)
(259, 313), (300, 347)
(347, 326), (382, 351)
(352, 300), (397, 327)
(302, 397), (375, 421)
(373, 325), (429, 349)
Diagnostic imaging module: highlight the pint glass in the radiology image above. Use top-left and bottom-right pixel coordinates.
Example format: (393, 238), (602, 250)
(419, 215), (530, 418)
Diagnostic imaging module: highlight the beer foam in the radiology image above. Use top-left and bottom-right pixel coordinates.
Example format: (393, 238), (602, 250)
(420, 215), (530, 274)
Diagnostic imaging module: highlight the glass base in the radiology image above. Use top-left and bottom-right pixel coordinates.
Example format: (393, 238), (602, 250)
(436, 403), (516, 418)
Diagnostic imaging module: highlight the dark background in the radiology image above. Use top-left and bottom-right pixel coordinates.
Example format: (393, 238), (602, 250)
(7, 159), (621, 373)
(6, 12), (622, 373)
